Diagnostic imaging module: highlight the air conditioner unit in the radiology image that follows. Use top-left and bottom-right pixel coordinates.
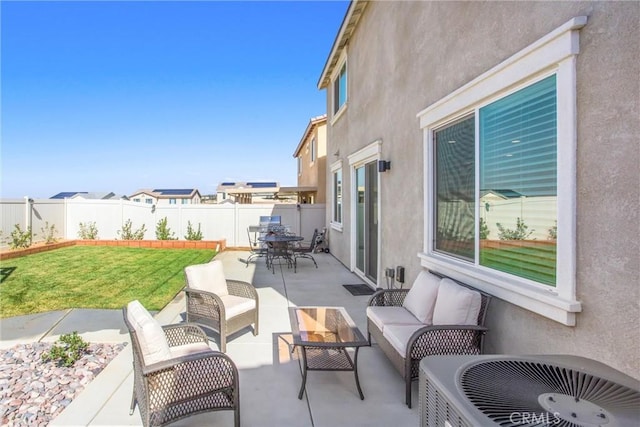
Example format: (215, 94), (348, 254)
(419, 354), (640, 427)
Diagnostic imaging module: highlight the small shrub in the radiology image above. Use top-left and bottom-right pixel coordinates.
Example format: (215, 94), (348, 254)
(9, 224), (33, 249)
(548, 221), (557, 240)
(40, 221), (58, 244)
(496, 217), (534, 240)
(42, 332), (89, 367)
(78, 222), (99, 240)
(155, 217), (177, 240)
(118, 219), (147, 240)
(184, 221), (203, 241)
(479, 218), (490, 240)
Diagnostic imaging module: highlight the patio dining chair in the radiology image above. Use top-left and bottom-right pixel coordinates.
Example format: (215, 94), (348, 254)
(245, 225), (267, 265)
(123, 300), (240, 427)
(291, 228), (319, 273)
(185, 260), (259, 352)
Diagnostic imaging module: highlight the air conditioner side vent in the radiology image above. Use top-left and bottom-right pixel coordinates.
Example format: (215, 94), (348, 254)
(421, 372), (470, 427)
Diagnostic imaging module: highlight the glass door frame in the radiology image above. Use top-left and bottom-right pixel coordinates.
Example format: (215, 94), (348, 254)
(347, 140), (382, 287)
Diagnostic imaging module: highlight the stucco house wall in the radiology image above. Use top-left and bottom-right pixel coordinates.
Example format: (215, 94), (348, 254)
(322, 1), (639, 379)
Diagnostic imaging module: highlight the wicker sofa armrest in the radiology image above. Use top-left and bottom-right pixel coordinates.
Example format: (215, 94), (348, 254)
(407, 325), (489, 360)
(367, 289), (410, 307)
(226, 279), (259, 301)
(161, 323), (209, 347)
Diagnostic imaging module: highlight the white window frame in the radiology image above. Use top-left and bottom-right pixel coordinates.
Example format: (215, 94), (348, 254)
(310, 137), (317, 164)
(330, 52), (348, 124)
(330, 159), (343, 231)
(417, 17), (587, 326)
(297, 156), (302, 176)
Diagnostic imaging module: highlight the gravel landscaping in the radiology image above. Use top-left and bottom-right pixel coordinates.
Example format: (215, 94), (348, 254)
(0, 342), (126, 426)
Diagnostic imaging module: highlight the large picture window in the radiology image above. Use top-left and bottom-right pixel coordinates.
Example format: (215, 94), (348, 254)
(479, 75), (557, 285)
(418, 17), (586, 325)
(434, 76), (557, 286)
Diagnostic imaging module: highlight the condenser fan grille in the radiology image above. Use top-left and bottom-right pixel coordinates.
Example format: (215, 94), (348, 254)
(460, 360), (640, 426)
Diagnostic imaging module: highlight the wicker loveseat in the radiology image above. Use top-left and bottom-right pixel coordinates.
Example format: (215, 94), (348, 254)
(366, 270), (491, 408)
(123, 300), (240, 427)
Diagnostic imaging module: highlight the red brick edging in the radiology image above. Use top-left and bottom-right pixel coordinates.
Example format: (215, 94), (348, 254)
(0, 239), (226, 260)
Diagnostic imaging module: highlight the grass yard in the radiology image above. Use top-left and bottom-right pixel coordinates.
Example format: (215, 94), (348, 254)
(0, 246), (216, 318)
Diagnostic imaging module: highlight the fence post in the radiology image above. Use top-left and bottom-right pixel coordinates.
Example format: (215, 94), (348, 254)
(24, 196), (33, 245)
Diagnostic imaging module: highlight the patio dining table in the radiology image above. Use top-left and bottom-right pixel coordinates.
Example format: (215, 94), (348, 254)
(259, 233), (304, 273)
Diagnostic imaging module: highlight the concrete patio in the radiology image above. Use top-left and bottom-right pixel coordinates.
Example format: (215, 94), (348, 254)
(27, 250), (419, 426)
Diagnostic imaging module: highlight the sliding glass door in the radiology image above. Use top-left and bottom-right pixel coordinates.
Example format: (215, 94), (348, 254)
(355, 161), (378, 282)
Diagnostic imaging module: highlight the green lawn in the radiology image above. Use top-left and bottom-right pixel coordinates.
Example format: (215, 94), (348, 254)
(0, 246), (216, 318)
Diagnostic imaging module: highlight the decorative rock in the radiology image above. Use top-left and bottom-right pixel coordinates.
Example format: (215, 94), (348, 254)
(0, 342), (126, 425)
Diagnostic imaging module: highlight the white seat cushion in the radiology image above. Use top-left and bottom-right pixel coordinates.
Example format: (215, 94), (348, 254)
(366, 306), (423, 333)
(383, 324), (425, 356)
(185, 260), (229, 296)
(401, 271), (441, 324)
(169, 342), (214, 359)
(127, 300), (172, 365)
(432, 278), (482, 325)
(219, 294), (256, 319)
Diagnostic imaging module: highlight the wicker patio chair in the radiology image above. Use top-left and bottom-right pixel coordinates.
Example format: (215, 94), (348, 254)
(184, 260), (259, 352)
(123, 300), (240, 427)
(291, 228), (319, 272)
(367, 272), (491, 408)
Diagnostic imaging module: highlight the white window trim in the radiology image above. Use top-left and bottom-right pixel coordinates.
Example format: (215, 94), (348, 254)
(330, 52), (348, 125)
(330, 159), (343, 232)
(417, 16), (586, 326)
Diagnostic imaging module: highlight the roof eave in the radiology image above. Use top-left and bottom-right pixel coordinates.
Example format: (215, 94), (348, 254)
(317, 0), (368, 90)
(293, 114), (328, 158)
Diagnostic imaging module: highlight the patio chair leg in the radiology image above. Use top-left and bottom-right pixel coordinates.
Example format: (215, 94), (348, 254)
(129, 392), (136, 415)
(406, 375), (412, 408)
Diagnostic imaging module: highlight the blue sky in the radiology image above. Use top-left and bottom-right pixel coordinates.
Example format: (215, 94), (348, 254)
(1, 0), (348, 198)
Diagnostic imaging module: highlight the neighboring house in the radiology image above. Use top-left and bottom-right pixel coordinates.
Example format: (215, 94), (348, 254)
(318, 1), (638, 379)
(129, 189), (201, 205)
(50, 191), (128, 200)
(216, 182), (302, 204)
(292, 115), (327, 204)
(216, 182), (280, 204)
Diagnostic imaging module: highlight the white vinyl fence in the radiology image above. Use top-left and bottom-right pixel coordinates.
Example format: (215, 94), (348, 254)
(1, 198), (326, 250)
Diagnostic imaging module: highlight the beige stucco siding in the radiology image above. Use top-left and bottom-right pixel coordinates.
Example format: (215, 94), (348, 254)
(324, 1), (639, 379)
(298, 122), (328, 203)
